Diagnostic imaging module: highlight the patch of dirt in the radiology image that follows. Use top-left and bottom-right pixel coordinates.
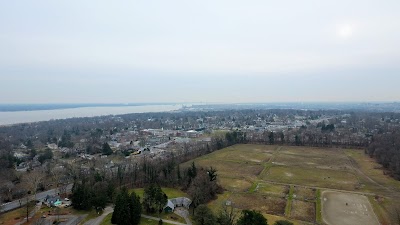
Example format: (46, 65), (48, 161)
(322, 191), (380, 225)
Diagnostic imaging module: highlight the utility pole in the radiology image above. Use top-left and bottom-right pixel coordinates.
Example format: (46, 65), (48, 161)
(26, 191), (31, 223)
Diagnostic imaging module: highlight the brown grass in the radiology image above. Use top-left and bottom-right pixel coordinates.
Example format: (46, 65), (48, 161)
(263, 166), (359, 190)
(290, 200), (315, 222)
(229, 193), (286, 216)
(293, 186), (316, 201)
(219, 177), (253, 192)
(253, 182), (289, 198)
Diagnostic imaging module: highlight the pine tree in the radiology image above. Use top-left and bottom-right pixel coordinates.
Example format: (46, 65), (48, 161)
(129, 191), (142, 225)
(111, 188), (131, 225)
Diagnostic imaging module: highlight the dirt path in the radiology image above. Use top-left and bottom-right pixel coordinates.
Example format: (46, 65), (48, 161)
(343, 150), (400, 199)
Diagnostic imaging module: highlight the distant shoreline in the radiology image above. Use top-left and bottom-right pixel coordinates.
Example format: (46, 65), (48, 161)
(0, 104), (184, 126)
(0, 103), (181, 112)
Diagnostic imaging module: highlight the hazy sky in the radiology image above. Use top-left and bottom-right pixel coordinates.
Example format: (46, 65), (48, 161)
(0, 0), (399, 103)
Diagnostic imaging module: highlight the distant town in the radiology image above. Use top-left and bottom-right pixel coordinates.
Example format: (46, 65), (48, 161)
(1, 104), (400, 225)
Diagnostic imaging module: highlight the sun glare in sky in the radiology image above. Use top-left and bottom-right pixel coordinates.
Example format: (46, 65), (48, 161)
(337, 24), (354, 39)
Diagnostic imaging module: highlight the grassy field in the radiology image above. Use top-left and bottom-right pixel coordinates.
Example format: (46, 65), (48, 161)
(182, 144), (400, 224)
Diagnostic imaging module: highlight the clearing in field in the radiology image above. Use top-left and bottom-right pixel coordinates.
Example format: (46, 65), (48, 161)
(219, 177), (253, 192)
(252, 182), (289, 198)
(322, 191), (380, 225)
(263, 166), (359, 190)
(274, 150), (352, 171)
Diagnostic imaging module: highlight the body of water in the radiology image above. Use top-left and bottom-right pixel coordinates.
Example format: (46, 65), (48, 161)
(0, 104), (183, 126)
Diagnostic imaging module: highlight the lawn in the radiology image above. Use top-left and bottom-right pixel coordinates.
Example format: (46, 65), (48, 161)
(130, 187), (188, 199)
(0, 203), (36, 225)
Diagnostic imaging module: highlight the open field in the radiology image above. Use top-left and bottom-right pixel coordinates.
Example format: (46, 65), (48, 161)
(322, 191), (380, 225)
(183, 144), (400, 224)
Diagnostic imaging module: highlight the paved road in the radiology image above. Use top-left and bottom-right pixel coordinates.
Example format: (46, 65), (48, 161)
(36, 214), (87, 225)
(142, 214), (187, 225)
(85, 207), (190, 225)
(83, 206), (113, 225)
(0, 184), (73, 213)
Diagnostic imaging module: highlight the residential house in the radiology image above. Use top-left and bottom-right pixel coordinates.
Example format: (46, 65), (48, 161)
(164, 197), (192, 213)
(45, 195), (62, 207)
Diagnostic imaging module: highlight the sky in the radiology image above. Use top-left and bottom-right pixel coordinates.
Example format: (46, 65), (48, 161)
(0, 0), (399, 103)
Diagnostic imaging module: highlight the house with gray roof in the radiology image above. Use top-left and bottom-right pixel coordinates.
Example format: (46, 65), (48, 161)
(164, 197), (192, 213)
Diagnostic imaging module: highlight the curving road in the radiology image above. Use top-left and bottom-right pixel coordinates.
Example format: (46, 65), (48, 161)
(0, 184), (73, 213)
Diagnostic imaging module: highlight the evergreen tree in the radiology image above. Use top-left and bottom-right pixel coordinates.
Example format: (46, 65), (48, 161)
(129, 191), (142, 225)
(143, 184), (168, 214)
(111, 188), (131, 225)
(268, 132), (275, 145)
(237, 210), (268, 225)
(71, 182), (93, 210)
(102, 142), (113, 155)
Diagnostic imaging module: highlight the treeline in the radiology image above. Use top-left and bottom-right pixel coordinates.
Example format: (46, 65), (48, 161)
(367, 129), (400, 180)
(192, 204), (293, 225)
(247, 128), (369, 148)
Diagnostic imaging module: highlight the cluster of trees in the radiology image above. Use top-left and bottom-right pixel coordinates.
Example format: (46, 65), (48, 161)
(193, 204), (293, 225)
(186, 163), (223, 213)
(142, 184), (168, 214)
(367, 129), (400, 179)
(71, 179), (114, 211)
(111, 188), (141, 225)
